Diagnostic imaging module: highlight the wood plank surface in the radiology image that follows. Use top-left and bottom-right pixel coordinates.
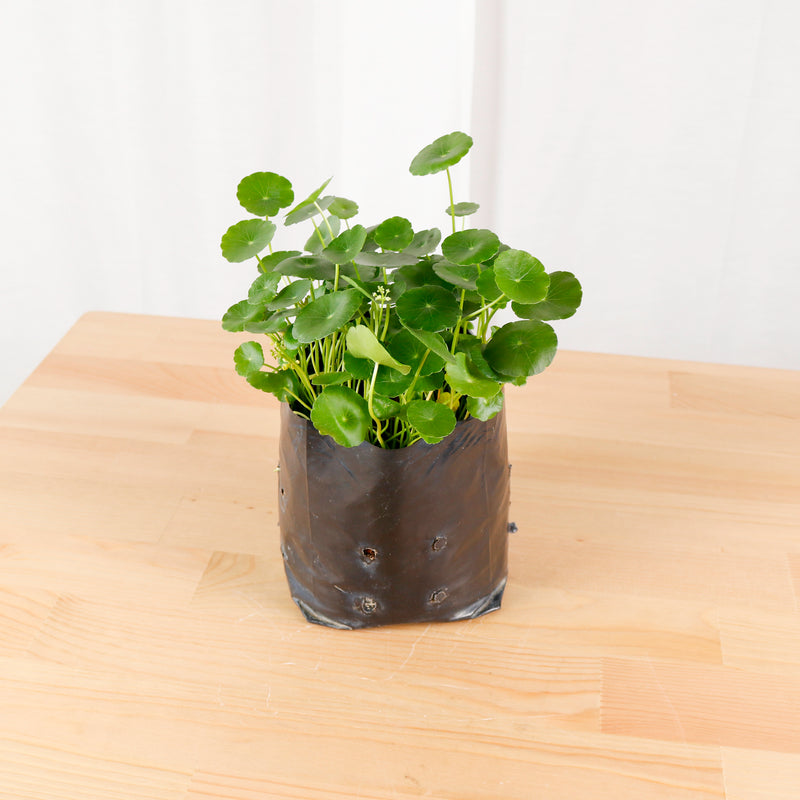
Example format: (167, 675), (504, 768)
(0, 310), (798, 798)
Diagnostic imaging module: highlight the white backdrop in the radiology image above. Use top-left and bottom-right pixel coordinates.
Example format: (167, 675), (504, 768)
(1, 0), (799, 406)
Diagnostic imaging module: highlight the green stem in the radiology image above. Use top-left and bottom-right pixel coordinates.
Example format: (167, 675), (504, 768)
(446, 168), (456, 234)
(367, 362), (384, 447)
(311, 218), (327, 250)
(402, 350), (430, 401)
(450, 288), (467, 352)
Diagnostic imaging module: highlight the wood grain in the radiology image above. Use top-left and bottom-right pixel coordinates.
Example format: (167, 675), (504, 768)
(0, 311), (798, 797)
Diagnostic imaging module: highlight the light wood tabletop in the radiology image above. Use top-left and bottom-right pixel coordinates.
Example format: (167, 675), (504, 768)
(1, 311), (799, 799)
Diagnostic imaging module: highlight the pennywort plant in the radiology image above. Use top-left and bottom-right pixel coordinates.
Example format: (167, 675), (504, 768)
(220, 132), (582, 449)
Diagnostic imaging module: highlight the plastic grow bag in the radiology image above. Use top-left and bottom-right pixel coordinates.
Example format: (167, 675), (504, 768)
(278, 402), (511, 629)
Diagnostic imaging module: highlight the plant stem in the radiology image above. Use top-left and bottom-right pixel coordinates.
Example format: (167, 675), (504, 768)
(446, 168), (456, 234)
(450, 289), (467, 352)
(367, 362), (384, 447)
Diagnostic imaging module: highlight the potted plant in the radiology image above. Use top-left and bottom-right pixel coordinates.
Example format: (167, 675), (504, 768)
(220, 132), (582, 629)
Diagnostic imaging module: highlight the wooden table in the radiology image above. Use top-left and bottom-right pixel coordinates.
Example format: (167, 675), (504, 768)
(1, 311), (799, 799)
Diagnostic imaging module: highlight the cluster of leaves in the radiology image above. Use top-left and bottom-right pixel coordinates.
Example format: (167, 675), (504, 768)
(220, 132), (582, 449)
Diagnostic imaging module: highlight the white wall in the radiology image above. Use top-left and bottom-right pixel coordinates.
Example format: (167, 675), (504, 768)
(0, 0), (475, 405)
(1, 0), (799, 407)
(475, 0), (800, 369)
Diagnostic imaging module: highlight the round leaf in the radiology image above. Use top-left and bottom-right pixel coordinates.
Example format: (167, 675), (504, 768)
(222, 299), (265, 332)
(445, 352), (502, 398)
(236, 172), (293, 217)
(353, 250), (419, 268)
(395, 286), (460, 332)
(483, 320), (558, 377)
(493, 249), (550, 304)
(247, 369), (300, 403)
(311, 371), (353, 386)
(467, 392), (504, 421)
(328, 196), (359, 219)
(386, 329), (445, 376)
(511, 271), (583, 320)
(345, 325), (410, 374)
(274, 254), (336, 281)
(284, 193), (334, 225)
(304, 215), (340, 254)
(220, 219), (276, 263)
(445, 201), (480, 217)
(292, 289), (362, 343)
(284, 177), (332, 223)
(311, 386), (370, 447)
(371, 395), (403, 420)
(247, 272), (281, 305)
(343, 351), (373, 380)
(374, 216), (414, 251)
(401, 327), (456, 365)
(258, 250), (301, 274)
(233, 341), (264, 377)
(266, 279), (312, 311)
(406, 400), (457, 443)
(245, 309), (291, 334)
(409, 131), (473, 176)
(374, 366), (413, 397)
(323, 224), (368, 264)
(475, 267), (504, 302)
(403, 228), (442, 257)
(432, 259), (479, 290)
(441, 229), (500, 265)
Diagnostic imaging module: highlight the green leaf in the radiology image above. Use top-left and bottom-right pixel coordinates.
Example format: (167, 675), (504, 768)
(403, 228), (442, 257)
(483, 320), (558, 377)
(445, 352), (502, 398)
(222, 299), (265, 332)
(292, 289), (362, 343)
(511, 271), (583, 320)
(386, 329), (445, 376)
(311, 371), (353, 386)
(371, 395), (403, 420)
(456, 335), (504, 381)
(475, 267), (504, 301)
(236, 172), (294, 217)
(406, 400), (457, 443)
(220, 219), (276, 263)
(265, 279), (312, 311)
(409, 131), (473, 176)
(284, 177), (332, 224)
(445, 201), (480, 217)
(432, 259), (479, 290)
(233, 341), (264, 377)
(395, 285), (460, 332)
(441, 229), (500, 265)
(258, 250), (301, 274)
(374, 216), (414, 251)
(244, 309), (291, 334)
(323, 224), (368, 264)
(328, 196), (359, 219)
(353, 251), (419, 268)
(415, 370), (445, 392)
(343, 351), (372, 380)
(248, 369), (300, 402)
(274, 254), (336, 281)
(396, 258), (451, 290)
(401, 327), (456, 364)
(345, 325), (410, 374)
(493, 249), (550, 304)
(304, 215), (340, 254)
(374, 366), (413, 397)
(247, 272), (281, 305)
(467, 392), (504, 421)
(311, 386), (370, 447)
